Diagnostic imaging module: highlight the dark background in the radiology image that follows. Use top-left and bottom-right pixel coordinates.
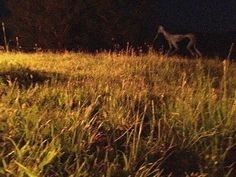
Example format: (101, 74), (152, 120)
(0, 0), (236, 57)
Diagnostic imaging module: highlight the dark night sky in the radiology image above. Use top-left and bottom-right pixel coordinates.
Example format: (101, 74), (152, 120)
(156, 1), (236, 32)
(0, 0), (8, 17)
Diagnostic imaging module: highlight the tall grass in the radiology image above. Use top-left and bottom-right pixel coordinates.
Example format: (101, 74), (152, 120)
(0, 52), (236, 176)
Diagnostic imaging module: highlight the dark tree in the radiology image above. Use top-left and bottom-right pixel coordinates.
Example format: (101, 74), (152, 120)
(5, 0), (159, 51)
(6, 0), (81, 49)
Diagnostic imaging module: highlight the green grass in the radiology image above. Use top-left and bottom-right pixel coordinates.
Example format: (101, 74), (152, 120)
(1, 52), (236, 177)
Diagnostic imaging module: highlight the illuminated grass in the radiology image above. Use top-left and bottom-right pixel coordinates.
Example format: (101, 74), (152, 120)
(0, 52), (236, 176)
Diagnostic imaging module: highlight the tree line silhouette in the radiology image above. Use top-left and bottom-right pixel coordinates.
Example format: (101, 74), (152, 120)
(1, 1), (158, 51)
(0, 0), (235, 58)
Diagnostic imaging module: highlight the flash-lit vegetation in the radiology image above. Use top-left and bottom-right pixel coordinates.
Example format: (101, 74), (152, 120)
(1, 52), (236, 177)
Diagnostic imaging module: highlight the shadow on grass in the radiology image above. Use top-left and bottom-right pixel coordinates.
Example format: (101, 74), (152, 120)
(0, 64), (68, 88)
(160, 147), (200, 177)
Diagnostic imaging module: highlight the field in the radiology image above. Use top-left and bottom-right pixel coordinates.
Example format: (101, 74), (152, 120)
(0, 52), (236, 177)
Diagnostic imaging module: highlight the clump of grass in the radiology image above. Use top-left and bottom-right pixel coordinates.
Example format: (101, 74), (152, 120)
(0, 52), (236, 176)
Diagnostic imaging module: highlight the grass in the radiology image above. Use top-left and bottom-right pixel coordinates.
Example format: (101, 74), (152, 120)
(0, 51), (236, 176)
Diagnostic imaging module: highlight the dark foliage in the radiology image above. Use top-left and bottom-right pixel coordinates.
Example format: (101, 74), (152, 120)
(0, 0), (236, 57)
(3, 0), (158, 51)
